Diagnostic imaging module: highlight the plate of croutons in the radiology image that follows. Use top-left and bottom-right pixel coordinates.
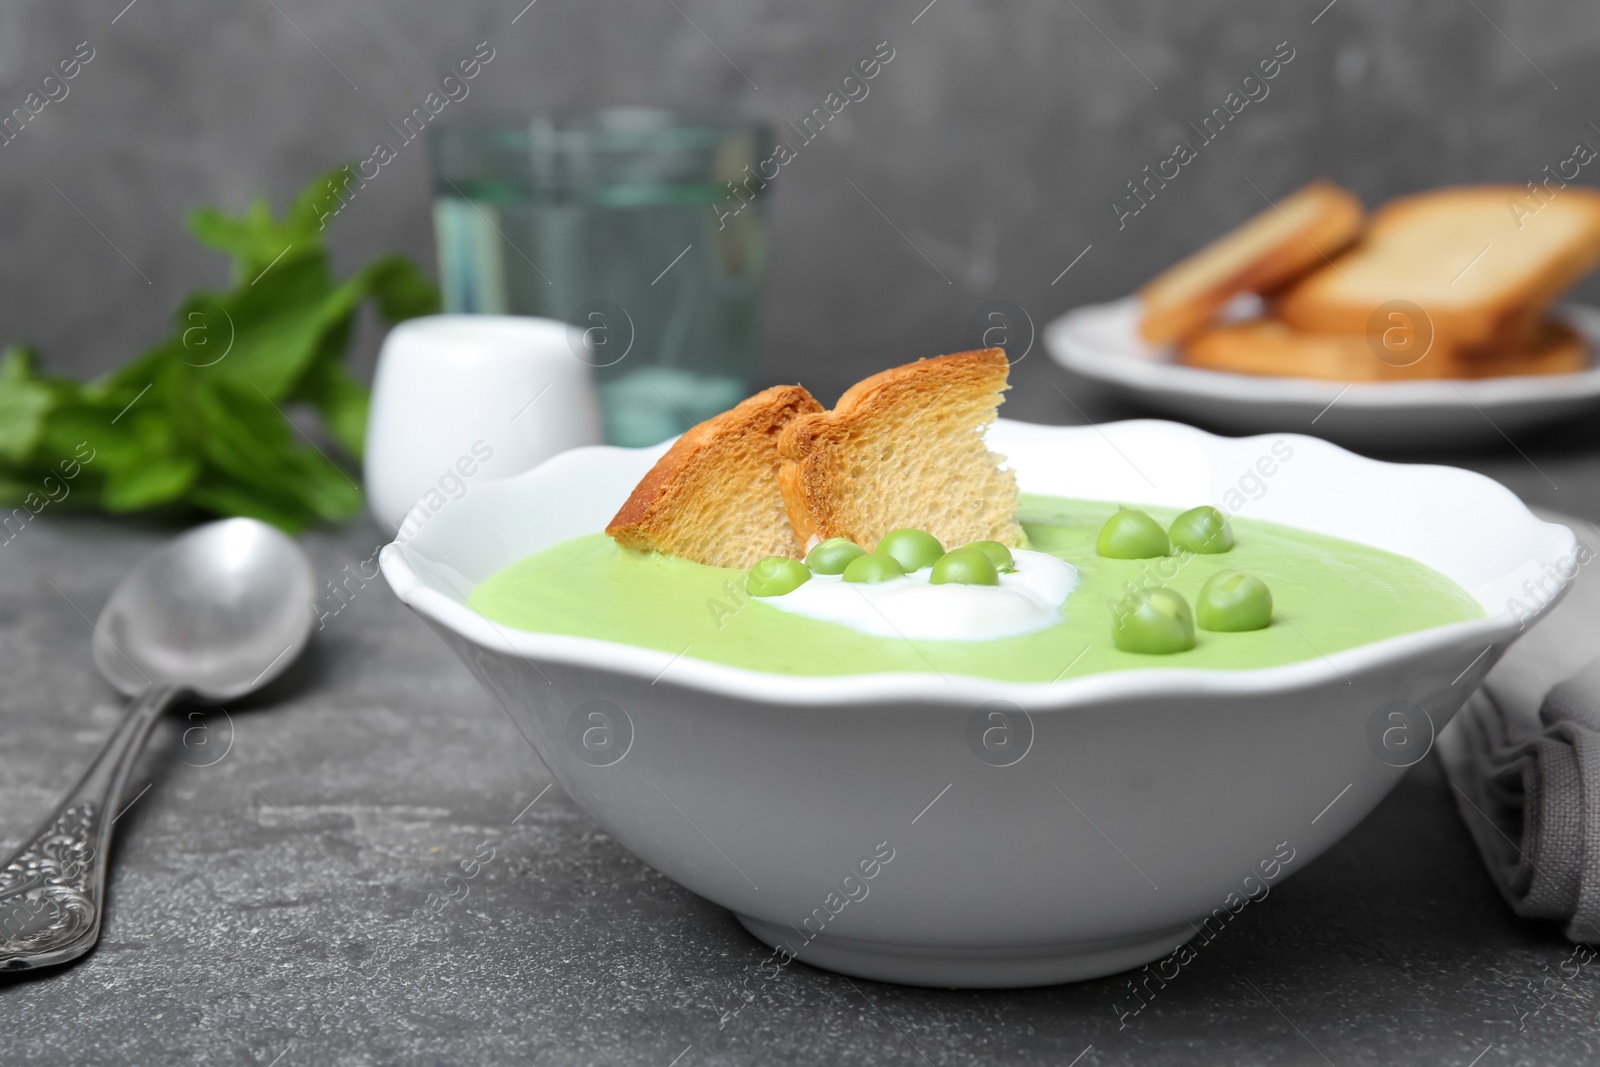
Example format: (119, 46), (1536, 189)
(1045, 181), (1600, 448)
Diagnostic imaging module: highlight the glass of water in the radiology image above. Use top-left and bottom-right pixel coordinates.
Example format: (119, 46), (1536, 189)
(430, 110), (772, 447)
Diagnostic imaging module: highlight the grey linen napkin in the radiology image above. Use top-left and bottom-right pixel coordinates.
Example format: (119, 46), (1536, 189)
(1437, 511), (1600, 943)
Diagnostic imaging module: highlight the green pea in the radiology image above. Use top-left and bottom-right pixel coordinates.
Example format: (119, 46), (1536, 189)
(806, 537), (866, 575)
(1169, 506), (1235, 555)
(746, 556), (810, 598)
(1196, 570), (1273, 631)
(843, 553), (908, 584)
(1096, 509), (1171, 560)
(966, 539), (1016, 573)
(930, 546), (1000, 586)
(875, 528), (944, 571)
(1110, 587), (1196, 654)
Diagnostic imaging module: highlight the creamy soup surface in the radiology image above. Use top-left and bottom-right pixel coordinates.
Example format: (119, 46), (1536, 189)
(469, 495), (1483, 681)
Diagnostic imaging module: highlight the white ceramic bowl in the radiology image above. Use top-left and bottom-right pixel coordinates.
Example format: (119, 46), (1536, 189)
(379, 419), (1575, 987)
(1044, 298), (1600, 449)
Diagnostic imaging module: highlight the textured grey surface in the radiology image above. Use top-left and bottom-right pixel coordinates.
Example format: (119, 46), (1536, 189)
(4, 359), (1600, 1064)
(6, 2), (1600, 1057)
(5, 0), (1600, 401)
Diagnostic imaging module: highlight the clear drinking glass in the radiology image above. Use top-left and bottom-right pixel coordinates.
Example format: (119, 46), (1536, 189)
(430, 110), (772, 447)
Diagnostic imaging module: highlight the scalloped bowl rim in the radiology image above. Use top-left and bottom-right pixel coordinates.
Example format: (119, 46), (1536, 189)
(379, 418), (1576, 709)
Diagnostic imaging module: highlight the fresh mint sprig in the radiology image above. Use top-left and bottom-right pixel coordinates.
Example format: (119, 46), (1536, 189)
(0, 167), (438, 532)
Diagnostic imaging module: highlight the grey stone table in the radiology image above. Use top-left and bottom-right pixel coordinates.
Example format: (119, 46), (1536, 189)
(4, 357), (1600, 1065)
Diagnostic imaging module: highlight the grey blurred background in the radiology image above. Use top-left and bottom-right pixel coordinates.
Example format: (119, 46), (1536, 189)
(3, 0), (1599, 404)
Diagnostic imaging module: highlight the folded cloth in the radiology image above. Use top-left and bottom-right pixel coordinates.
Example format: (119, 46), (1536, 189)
(1437, 510), (1600, 943)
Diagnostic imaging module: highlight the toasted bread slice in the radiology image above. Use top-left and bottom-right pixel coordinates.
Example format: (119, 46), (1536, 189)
(1139, 181), (1365, 346)
(1182, 317), (1587, 381)
(606, 385), (823, 568)
(1457, 320), (1588, 377)
(777, 348), (1024, 552)
(1278, 186), (1600, 350)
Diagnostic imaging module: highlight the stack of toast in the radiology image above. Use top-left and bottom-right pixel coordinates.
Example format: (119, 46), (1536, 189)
(1140, 181), (1600, 381)
(607, 349), (1025, 569)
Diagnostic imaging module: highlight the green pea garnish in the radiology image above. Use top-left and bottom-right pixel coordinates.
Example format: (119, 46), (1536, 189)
(806, 537), (866, 575)
(930, 546), (1000, 585)
(875, 528), (944, 571)
(842, 553), (908, 584)
(1096, 509), (1170, 560)
(746, 556), (810, 598)
(966, 540), (1016, 573)
(1169, 506), (1234, 555)
(1110, 587), (1196, 654)
(1196, 571), (1273, 631)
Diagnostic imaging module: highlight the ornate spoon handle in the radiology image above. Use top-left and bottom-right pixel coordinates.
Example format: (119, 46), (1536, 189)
(0, 684), (183, 971)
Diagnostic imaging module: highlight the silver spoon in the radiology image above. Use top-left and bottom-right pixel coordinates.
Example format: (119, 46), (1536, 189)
(0, 518), (315, 970)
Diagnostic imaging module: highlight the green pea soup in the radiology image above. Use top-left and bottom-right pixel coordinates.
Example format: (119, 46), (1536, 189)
(467, 495), (1483, 681)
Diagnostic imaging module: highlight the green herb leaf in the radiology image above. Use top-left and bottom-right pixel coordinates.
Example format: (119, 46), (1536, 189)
(0, 347), (54, 463)
(188, 476), (311, 534)
(0, 166), (438, 531)
(362, 253), (443, 322)
(292, 345), (370, 459)
(102, 454), (200, 512)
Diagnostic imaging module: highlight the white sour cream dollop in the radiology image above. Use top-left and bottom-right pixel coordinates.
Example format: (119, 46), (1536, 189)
(759, 549), (1078, 641)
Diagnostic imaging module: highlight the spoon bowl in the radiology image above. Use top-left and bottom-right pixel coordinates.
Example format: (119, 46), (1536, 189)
(92, 518), (317, 700)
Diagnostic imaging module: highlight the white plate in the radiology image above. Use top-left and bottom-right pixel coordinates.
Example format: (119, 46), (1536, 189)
(1044, 297), (1600, 449)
